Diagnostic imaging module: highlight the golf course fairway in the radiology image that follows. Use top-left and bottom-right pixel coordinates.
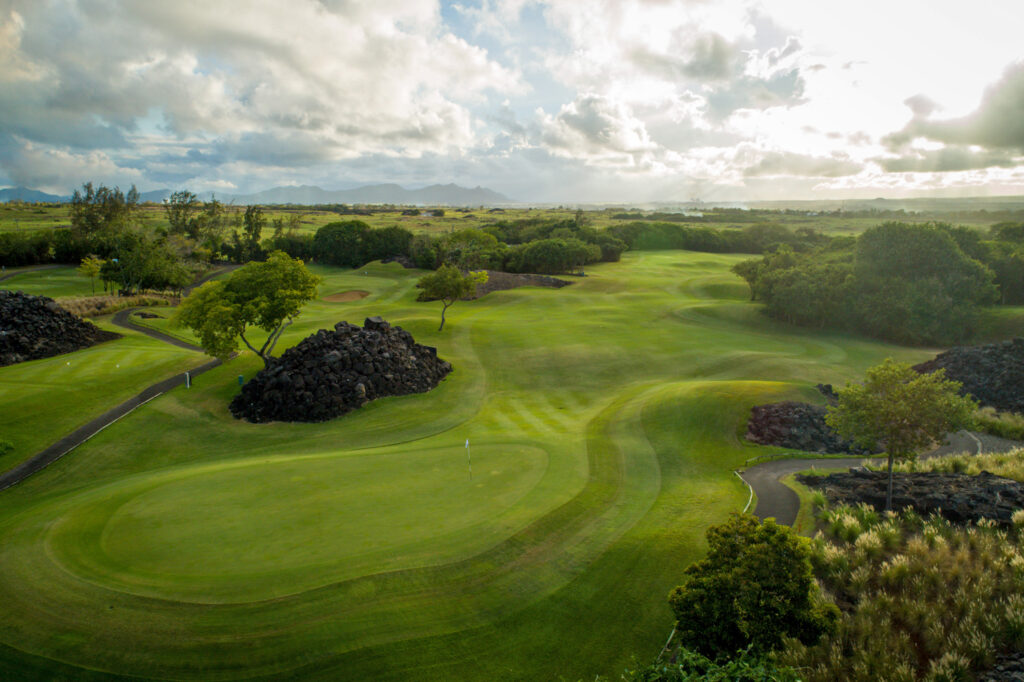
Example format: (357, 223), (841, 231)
(0, 252), (934, 680)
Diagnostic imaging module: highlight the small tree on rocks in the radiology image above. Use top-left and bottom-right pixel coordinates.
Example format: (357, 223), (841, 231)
(825, 358), (977, 510)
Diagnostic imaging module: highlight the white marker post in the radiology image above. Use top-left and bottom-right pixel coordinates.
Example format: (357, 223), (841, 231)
(185, 371), (191, 388)
(466, 439), (472, 480)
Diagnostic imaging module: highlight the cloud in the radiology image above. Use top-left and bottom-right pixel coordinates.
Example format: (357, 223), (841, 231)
(874, 146), (1020, 173)
(886, 61), (1024, 151)
(743, 150), (862, 177)
(705, 68), (805, 120)
(0, 1), (521, 190)
(540, 94), (660, 167)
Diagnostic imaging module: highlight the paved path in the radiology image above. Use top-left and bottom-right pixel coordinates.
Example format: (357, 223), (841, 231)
(0, 264), (62, 283)
(739, 430), (1024, 525)
(0, 355), (224, 492)
(111, 308), (203, 351)
(0, 266), (240, 492)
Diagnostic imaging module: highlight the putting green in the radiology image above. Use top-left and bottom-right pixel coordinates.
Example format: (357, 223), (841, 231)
(0, 251), (954, 680)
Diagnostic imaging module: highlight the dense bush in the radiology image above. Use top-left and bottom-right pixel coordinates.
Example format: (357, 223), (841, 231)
(312, 221), (412, 268)
(614, 647), (800, 681)
(733, 222), (1002, 345)
(668, 514), (838, 659)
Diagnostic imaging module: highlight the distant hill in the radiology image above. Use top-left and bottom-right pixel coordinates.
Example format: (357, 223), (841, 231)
(1, 183), (512, 206)
(0, 187), (67, 203)
(221, 183), (512, 206)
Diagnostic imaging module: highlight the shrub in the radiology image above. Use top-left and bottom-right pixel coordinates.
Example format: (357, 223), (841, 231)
(616, 647), (801, 681)
(668, 514), (838, 659)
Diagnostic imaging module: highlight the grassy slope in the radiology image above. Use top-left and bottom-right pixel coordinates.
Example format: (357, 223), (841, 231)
(0, 253), (937, 680)
(1, 266), (98, 298)
(0, 320), (204, 471)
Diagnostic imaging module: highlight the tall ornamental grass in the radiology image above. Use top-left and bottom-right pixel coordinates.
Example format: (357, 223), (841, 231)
(778, 503), (1024, 681)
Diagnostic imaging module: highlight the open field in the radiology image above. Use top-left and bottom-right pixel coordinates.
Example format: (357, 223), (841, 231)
(1, 201), (1016, 238)
(0, 251), (993, 680)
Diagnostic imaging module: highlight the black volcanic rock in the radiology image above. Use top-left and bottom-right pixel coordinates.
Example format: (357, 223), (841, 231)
(0, 290), (119, 366)
(230, 316), (452, 423)
(746, 401), (879, 455)
(913, 338), (1024, 415)
(799, 469), (1024, 525)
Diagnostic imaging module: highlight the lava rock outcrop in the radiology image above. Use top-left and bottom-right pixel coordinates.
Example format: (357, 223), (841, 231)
(230, 316), (452, 423)
(798, 468), (1024, 525)
(0, 290), (119, 367)
(913, 338), (1024, 414)
(746, 401), (879, 455)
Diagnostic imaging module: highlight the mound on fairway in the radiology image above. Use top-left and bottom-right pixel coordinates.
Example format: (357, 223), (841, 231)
(230, 316), (451, 423)
(0, 290), (119, 366)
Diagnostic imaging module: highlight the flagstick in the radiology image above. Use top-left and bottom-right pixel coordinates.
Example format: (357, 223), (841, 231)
(465, 439), (472, 480)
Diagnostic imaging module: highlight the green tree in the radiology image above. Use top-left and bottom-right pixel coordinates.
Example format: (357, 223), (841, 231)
(312, 220), (371, 267)
(174, 251), (321, 364)
(165, 190), (201, 239)
(70, 182), (137, 235)
(240, 205), (266, 261)
(668, 514), (838, 660)
(825, 359), (977, 510)
(415, 264), (487, 331)
(77, 254), (103, 295)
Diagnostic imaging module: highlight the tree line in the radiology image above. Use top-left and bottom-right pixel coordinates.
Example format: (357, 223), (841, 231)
(731, 221), (1024, 345)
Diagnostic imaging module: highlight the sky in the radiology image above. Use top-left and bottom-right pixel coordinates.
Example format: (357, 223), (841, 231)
(1, 0), (1023, 203)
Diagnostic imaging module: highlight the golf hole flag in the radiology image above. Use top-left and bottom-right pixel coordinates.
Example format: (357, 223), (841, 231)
(465, 439), (472, 479)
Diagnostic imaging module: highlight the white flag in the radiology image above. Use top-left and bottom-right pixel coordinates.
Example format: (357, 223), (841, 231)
(465, 439), (469, 448)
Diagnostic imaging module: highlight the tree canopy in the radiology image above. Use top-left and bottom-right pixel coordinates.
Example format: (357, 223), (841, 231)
(174, 251), (321, 364)
(732, 222), (1000, 345)
(825, 358), (977, 510)
(416, 264), (487, 331)
(668, 513), (838, 659)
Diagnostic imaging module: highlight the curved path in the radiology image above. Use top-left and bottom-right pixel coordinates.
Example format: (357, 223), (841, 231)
(0, 264), (62, 283)
(739, 430), (1024, 525)
(0, 266), (241, 492)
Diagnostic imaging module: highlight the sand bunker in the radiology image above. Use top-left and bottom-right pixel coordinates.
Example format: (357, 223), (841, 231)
(324, 290), (370, 302)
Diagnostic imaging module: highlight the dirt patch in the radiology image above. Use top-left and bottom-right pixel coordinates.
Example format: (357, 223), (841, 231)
(324, 290), (370, 302)
(470, 271), (571, 299)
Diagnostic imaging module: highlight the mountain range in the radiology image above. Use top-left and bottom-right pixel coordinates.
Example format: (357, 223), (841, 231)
(0, 183), (512, 206)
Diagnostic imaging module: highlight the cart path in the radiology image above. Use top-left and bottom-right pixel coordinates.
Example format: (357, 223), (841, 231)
(0, 264), (62, 283)
(0, 266), (242, 491)
(0, 355), (224, 492)
(739, 430), (1024, 525)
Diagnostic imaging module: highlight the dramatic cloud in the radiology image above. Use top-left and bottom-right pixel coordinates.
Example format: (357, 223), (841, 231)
(742, 151), (862, 178)
(886, 61), (1024, 151)
(1, 1), (1022, 201)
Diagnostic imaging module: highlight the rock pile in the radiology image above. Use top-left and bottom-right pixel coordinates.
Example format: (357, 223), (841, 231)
(798, 469), (1024, 524)
(471, 271), (570, 298)
(746, 401), (879, 454)
(914, 338), (1024, 414)
(229, 316), (452, 423)
(980, 652), (1024, 682)
(0, 290), (119, 367)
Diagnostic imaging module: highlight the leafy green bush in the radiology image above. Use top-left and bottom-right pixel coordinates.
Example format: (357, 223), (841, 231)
(0, 439), (12, 457)
(668, 514), (838, 659)
(616, 647), (801, 681)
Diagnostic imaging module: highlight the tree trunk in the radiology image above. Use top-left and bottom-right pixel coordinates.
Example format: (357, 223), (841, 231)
(438, 302), (449, 331)
(886, 450), (895, 512)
